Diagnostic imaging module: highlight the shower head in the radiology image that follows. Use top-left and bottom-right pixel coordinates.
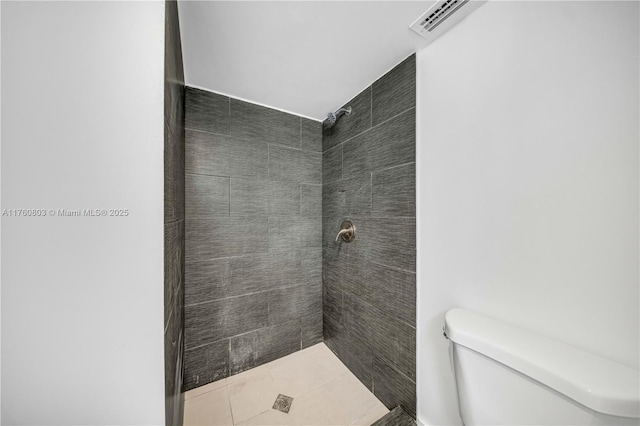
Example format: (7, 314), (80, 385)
(325, 106), (352, 127)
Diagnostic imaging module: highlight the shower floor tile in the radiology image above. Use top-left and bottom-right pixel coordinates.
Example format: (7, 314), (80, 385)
(184, 342), (389, 426)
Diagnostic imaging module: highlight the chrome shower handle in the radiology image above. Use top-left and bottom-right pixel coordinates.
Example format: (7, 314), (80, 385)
(335, 228), (351, 242)
(335, 220), (356, 243)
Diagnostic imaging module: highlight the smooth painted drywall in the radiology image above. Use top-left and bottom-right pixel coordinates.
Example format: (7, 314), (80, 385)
(1, 2), (165, 424)
(416, 2), (639, 425)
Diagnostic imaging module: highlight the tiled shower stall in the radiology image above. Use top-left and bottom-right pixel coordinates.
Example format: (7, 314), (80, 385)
(164, 8), (416, 417)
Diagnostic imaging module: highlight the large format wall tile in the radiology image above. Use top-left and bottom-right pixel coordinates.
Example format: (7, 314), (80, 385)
(369, 262), (416, 327)
(322, 144), (342, 184)
(186, 217), (268, 262)
(372, 163), (415, 218)
(371, 55), (416, 127)
(185, 87), (230, 135)
(373, 357), (416, 417)
(186, 130), (268, 179)
(229, 178), (270, 216)
(186, 174), (229, 218)
(323, 175), (372, 218)
(323, 284), (343, 323)
(342, 108), (415, 181)
(354, 217), (416, 272)
(269, 145), (322, 184)
(301, 118), (322, 152)
(185, 258), (230, 306)
(230, 99), (300, 149)
(267, 216), (321, 251)
(185, 88), (323, 390)
(184, 339), (229, 391)
(300, 184), (322, 217)
(185, 293), (269, 349)
(301, 247), (322, 282)
(324, 313), (374, 390)
(230, 250), (304, 295)
(269, 180), (301, 215)
(229, 320), (301, 375)
(324, 249), (371, 300)
(268, 283), (322, 325)
(301, 312), (323, 348)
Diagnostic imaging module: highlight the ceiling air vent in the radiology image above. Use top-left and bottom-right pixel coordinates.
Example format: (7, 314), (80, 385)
(410, 0), (485, 41)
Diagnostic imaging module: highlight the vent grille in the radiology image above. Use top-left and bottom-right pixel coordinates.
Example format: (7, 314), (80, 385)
(409, 0), (481, 40)
(420, 0), (470, 32)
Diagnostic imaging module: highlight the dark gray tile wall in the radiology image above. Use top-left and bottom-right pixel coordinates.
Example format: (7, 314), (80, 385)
(322, 54), (416, 418)
(164, 1), (185, 425)
(184, 87), (323, 391)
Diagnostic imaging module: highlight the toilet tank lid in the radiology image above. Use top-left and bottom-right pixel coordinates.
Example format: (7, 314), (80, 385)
(445, 308), (640, 419)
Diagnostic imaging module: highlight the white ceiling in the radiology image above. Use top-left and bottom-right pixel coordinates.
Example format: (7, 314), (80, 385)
(178, 1), (434, 121)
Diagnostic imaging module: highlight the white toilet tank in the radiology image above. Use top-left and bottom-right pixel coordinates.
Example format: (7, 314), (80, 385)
(445, 309), (640, 426)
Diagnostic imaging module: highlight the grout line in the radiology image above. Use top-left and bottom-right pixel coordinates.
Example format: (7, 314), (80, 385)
(370, 172), (373, 213)
(185, 172), (233, 180)
(163, 217), (184, 226)
(184, 280), (314, 308)
(227, 382), (235, 426)
(185, 171), (261, 181)
(186, 338), (230, 352)
(267, 141), (306, 151)
(371, 354), (375, 393)
(185, 126), (230, 137)
(369, 214), (416, 220)
(228, 338), (232, 379)
(184, 377), (229, 402)
(340, 144), (343, 181)
(370, 86), (373, 129)
(373, 161), (416, 174)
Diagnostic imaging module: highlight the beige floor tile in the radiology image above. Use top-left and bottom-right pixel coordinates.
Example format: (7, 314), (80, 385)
(320, 372), (382, 424)
(183, 386), (233, 426)
(185, 343), (387, 426)
(265, 343), (329, 373)
(227, 365), (270, 386)
(307, 342), (334, 357)
(266, 346), (310, 372)
(285, 381), (350, 426)
(350, 404), (389, 425)
(185, 378), (227, 401)
(228, 366), (281, 424)
(268, 345), (348, 398)
(236, 408), (299, 426)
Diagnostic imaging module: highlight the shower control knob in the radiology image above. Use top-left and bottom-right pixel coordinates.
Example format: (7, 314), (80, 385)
(335, 220), (356, 243)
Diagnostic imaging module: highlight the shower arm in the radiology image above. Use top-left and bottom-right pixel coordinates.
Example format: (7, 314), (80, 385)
(334, 106), (352, 119)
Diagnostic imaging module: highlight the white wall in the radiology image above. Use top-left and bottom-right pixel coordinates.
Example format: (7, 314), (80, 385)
(1, 2), (165, 424)
(416, 2), (639, 425)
